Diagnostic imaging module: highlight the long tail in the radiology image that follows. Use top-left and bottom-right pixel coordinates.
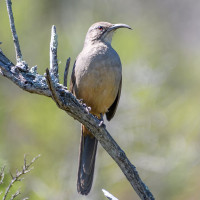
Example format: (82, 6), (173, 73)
(77, 125), (98, 195)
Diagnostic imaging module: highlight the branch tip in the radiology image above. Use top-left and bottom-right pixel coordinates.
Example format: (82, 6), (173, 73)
(102, 189), (118, 200)
(50, 25), (59, 82)
(6, 0), (23, 62)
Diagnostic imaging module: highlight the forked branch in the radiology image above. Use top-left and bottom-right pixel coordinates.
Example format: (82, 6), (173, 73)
(2, 155), (40, 200)
(0, 1), (155, 199)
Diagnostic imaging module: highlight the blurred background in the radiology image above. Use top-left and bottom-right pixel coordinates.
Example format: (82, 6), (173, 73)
(0, 0), (200, 199)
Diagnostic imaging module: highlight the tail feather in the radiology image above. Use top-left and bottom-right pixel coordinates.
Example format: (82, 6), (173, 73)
(77, 125), (98, 195)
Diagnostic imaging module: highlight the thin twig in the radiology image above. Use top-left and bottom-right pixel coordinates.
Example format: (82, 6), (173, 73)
(3, 155), (40, 200)
(0, 166), (5, 185)
(5, 0), (22, 62)
(25, 154), (41, 169)
(64, 57), (71, 87)
(10, 190), (20, 200)
(49, 25), (59, 82)
(45, 68), (61, 108)
(102, 189), (118, 200)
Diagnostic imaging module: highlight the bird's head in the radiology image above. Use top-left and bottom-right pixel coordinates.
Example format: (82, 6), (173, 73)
(84, 22), (132, 45)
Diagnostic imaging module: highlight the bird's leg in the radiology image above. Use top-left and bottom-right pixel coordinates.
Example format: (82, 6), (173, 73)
(99, 113), (105, 127)
(100, 113), (104, 121)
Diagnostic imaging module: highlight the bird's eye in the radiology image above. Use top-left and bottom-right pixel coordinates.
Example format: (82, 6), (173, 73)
(97, 26), (104, 31)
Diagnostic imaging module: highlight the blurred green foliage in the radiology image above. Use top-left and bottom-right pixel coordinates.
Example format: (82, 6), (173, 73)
(1, 0), (200, 199)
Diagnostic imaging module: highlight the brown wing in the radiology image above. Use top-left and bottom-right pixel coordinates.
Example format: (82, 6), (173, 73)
(106, 77), (122, 121)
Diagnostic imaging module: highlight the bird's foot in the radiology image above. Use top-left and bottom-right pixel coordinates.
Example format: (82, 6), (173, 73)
(86, 106), (91, 113)
(78, 99), (84, 104)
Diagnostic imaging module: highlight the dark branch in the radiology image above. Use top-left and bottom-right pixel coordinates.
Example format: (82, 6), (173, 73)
(64, 57), (71, 87)
(46, 68), (62, 108)
(0, 49), (51, 96)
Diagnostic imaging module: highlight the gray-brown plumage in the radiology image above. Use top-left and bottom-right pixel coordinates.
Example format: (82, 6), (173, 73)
(70, 21), (131, 195)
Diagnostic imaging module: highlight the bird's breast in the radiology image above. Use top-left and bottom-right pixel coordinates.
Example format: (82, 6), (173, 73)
(74, 44), (122, 115)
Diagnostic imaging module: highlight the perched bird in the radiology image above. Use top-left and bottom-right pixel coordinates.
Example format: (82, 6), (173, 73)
(70, 22), (131, 195)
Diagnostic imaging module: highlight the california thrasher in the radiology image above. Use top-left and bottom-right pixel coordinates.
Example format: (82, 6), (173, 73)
(70, 21), (132, 195)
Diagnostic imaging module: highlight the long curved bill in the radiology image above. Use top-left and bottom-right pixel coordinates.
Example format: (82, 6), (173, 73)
(108, 23), (132, 32)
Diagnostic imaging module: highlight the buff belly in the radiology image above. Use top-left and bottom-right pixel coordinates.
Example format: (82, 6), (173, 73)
(74, 65), (121, 116)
